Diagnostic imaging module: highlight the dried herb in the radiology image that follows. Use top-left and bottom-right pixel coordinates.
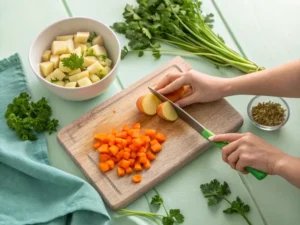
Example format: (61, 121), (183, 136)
(251, 101), (286, 126)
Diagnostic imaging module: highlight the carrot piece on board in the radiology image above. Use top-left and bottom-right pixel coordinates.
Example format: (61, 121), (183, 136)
(117, 143), (123, 150)
(145, 129), (156, 139)
(137, 152), (146, 157)
(94, 133), (106, 141)
(123, 151), (131, 160)
(129, 158), (135, 166)
(108, 138), (115, 147)
(144, 142), (150, 150)
(138, 147), (146, 153)
(123, 124), (130, 131)
(111, 157), (118, 163)
(150, 139), (159, 146)
(151, 143), (162, 153)
(132, 174), (142, 183)
(132, 122), (141, 129)
(146, 151), (156, 161)
(117, 167), (125, 177)
(109, 145), (119, 156)
(134, 162), (143, 171)
(119, 159), (130, 169)
(93, 142), (101, 149)
(133, 138), (144, 147)
(155, 132), (166, 143)
(115, 138), (123, 144)
(142, 135), (151, 143)
(126, 167), (133, 175)
(128, 129), (140, 138)
(130, 152), (137, 159)
(121, 139), (128, 148)
(124, 147), (131, 153)
(98, 162), (110, 172)
(139, 156), (148, 164)
(106, 159), (115, 169)
(99, 153), (110, 162)
(116, 150), (124, 161)
(126, 136), (133, 145)
(116, 131), (128, 139)
(129, 144), (139, 152)
(98, 144), (109, 153)
(143, 159), (151, 170)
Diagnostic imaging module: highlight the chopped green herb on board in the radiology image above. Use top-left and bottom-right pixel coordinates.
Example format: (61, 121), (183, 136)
(200, 179), (252, 225)
(5, 92), (59, 141)
(116, 189), (184, 225)
(112, 0), (263, 73)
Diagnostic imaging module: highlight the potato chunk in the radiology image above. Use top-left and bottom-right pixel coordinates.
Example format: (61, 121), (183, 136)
(65, 82), (77, 88)
(50, 55), (59, 69)
(90, 74), (100, 83)
(69, 70), (89, 82)
(74, 32), (89, 44)
(56, 35), (73, 41)
(92, 35), (104, 46)
(77, 77), (93, 87)
(40, 62), (54, 77)
(87, 61), (104, 74)
(83, 56), (97, 67)
(51, 41), (68, 55)
(42, 50), (52, 62)
(65, 39), (75, 53)
(88, 45), (107, 56)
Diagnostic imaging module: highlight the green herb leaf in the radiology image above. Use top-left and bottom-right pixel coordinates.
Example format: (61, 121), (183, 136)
(223, 197), (250, 214)
(151, 194), (163, 205)
(61, 53), (84, 70)
(50, 78), (59, 83)
(169, 209), (184, 223)
(87, 31), (97, 43)
(162, 216), (174, 225)
(142, 27), (152, 39)
(62, 77), (70, 82)
(138, 51), (144, 57)
(152, 49), (161, 59)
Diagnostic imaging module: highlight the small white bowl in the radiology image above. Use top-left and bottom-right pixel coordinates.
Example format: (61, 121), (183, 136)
(29, 17), (121, 101)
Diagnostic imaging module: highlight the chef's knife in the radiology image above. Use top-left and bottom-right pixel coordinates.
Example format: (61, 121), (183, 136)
(148, 87), (267, 180)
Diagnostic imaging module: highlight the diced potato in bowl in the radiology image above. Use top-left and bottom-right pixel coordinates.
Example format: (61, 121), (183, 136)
(39, 31), (113, 88)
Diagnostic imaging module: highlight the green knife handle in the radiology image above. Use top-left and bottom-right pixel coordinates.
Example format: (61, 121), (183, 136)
(201, 129), (267, 180)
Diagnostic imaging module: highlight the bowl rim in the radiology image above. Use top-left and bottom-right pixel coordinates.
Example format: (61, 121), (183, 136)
(247, 95), (290, 130)
(28, 17), (121, 91)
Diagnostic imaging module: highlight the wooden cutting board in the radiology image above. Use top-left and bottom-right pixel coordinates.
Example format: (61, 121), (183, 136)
(57, 56), (243, 210)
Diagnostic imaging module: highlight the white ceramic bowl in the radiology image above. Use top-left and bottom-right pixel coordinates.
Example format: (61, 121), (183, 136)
(29, 17), (121, 101)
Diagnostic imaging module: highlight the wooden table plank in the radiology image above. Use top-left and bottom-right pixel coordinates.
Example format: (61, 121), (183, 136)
(214, 1), (300, 224)
(63, 1), (266, 224)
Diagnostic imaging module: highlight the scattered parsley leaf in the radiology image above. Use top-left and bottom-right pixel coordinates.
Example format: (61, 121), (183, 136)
(152, 49), (161, 59)
(87, 31), (97, 43)
(169, 209), (184, 223)
(62, 77), (70, 82)
(61, 53), (84, 70)
(151, 194), (164, 205)
(50, 78), (59, 83)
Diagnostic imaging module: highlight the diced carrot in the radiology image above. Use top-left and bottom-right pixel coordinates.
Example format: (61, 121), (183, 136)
(126, 136), (133, 145)
(99, 144), (109, 153)
(128, 129), (140, 138)
(112, 128), (117, 134)
(150, 139), (159, 146)
(132, 174), (142, 183)
(130, 152), (137, 159)
(144, 142), (150, 150)
(134, 162), (143, 171)
(142, 135), (151, 143)
(129, 158), (135, 166)
(116, 131), (128, 139)
(98, 162), (110, 172)
(126, 167), (133, 175)
(146, 151), (156, 161)
(121, 139), (128, 148)
(108, 138), (115, 147)
(115, 138), (123, 144)
(133, 138), (144, 147)
(99, 153), (110, 162)
(117, 167), (125, 177)
(151, 143), (162, 153)
(123, 151), (131, 160)
(119, 159), (130, 169)
(93, 142), (101, 149)
(145, 129), (156, 139)
(109, 145), (119, 156)
(94, 133), (106, 141)
(137, 152), (146, 157)
(132, 122), (141, 129)
(116, 150), (124, 161)
(106, 159), (115, 169)
(143, 159), (151, 170)
(123, 124), (130, 131)
(117, 143), (123, 149)
(124, 147), (131, 153)
(129, 144), (139, 152)
(139, 156), (148, 164)
(111, 157), (118, 163)
(102, 135), (109, 143)
(138, 147), (146, 153)
(155, 132), (166, 143)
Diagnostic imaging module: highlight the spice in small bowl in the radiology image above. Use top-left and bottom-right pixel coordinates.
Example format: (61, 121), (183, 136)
(247, 96), (290, 131)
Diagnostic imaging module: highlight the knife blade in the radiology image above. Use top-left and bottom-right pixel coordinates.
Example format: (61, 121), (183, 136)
(148, 87), (267, 180)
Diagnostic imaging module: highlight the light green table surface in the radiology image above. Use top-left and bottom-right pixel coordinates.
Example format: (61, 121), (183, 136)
(1, 0), (299, 224)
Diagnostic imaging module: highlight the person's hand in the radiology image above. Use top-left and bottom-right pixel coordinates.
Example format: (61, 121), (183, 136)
(155, 69), (228, 107)
(210, 132), (286, 175)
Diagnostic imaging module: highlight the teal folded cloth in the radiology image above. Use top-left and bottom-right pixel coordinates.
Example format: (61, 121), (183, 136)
(0, 54), (110, 225)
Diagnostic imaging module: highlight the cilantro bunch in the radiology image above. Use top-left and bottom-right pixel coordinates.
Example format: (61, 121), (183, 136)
(112, 0), (263, 73)
(5, 92), (59, 141)
(200, 179), (252, 225)
(117, 189), (184, 225)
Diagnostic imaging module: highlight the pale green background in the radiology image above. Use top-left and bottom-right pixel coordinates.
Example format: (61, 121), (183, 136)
(1, 0), (299, 224)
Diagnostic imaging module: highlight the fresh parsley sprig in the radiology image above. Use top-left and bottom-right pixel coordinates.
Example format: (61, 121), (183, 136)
(116, 189), (184, 225)
(61, 53), (85, 70)
(200, 179), (251, 225)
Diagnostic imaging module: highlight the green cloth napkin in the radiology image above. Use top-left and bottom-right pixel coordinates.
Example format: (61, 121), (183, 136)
(0, 54), (111, 225)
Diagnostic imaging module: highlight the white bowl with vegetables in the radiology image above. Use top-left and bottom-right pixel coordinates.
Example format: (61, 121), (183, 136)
(29, 17), (120, 101)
